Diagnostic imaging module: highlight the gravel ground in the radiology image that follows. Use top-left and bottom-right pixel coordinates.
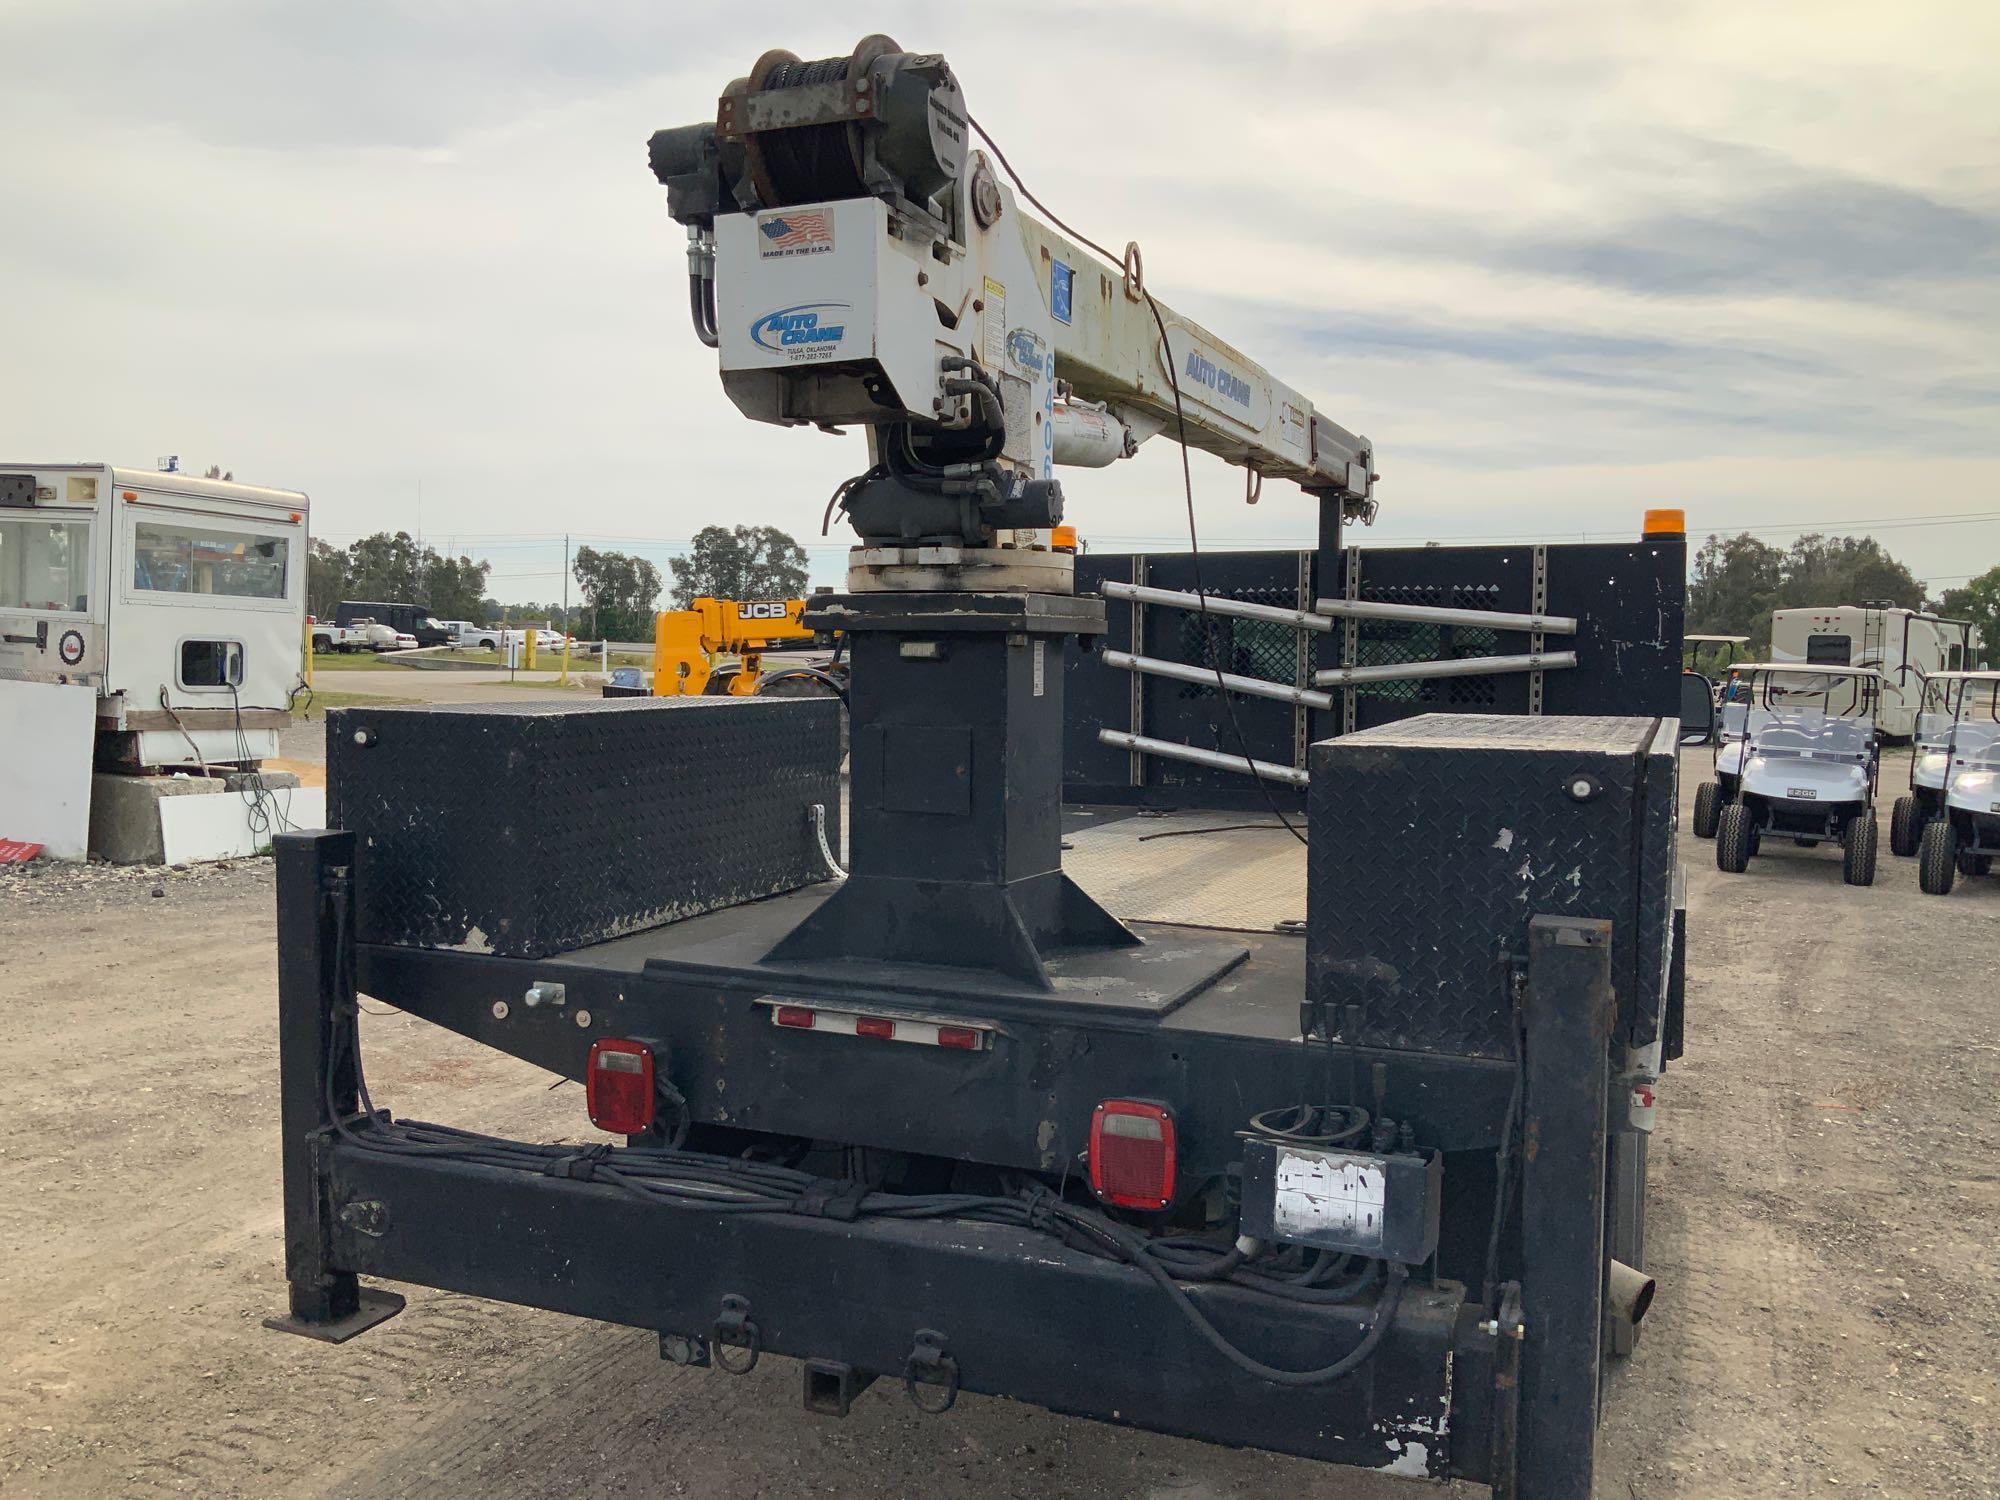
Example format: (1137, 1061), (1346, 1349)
(1, 751), (1995, 1498)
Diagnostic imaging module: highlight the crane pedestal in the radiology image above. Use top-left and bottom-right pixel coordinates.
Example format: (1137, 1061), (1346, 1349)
(764, 590), (1136, 988)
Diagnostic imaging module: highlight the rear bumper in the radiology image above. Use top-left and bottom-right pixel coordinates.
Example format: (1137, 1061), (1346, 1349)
(316, 1122), (1506, 1481)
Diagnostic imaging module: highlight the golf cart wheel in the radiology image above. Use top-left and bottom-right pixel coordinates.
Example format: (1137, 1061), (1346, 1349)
(1918, 820), (1957, 896)
(1958, 850), (1992, 878)
(1715, 803), (1755, 874)
(1889, 795), (1920, 857)
(1841, 817), (1877, 887)
(1692, 781), (1722, 839)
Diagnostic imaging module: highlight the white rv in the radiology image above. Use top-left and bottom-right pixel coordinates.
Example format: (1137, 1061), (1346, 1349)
(1, 461), (308, 769)
(1768, 603), (1975, 739)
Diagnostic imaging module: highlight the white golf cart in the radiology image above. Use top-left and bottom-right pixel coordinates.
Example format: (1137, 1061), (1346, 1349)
(1701, 663), (1883, 884)
(1890, 671), (1972, 857)
(1684, 634), (1749, 700)
(1690, 663), (1764, 837)
(1915, 670), (2000, 896)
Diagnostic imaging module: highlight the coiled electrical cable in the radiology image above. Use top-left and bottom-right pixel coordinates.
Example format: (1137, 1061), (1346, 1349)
(323, 978), (1399, 1385)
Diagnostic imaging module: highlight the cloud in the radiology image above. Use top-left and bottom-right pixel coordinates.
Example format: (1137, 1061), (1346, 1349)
(0, 1), (1996, 599)
(1503, 173), (2000, 297)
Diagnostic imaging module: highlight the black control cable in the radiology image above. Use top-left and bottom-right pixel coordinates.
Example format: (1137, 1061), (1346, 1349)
(317, 916), (1399, 1388)
(966, 115), (1307, 844)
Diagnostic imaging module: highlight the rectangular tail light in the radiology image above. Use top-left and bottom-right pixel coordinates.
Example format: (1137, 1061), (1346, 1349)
(1088, 1100), (1177, 1211)
(585, 1038), (655, 1135)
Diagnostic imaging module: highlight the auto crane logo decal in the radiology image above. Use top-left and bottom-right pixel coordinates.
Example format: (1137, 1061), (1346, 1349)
(750, 302), (849, 359)
(1184, 348), (1252, 410)
(1006, 328), (1048, 377)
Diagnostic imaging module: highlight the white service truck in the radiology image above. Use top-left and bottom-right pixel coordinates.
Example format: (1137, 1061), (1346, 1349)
(1, 463), (311, 856)
(1769, 603), (1976, 739)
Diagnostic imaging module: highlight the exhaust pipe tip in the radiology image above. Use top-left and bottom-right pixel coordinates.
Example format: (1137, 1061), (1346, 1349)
(1606, 1260), (1657, 1357)
(1609, 1259), (1657, 1325)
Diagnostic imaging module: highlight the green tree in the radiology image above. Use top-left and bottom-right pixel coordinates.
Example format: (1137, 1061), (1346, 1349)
(321, 532), (491, 620)
(572, 545), (663, 641)
(341, 531), (426, 602)
(1688, 533), (1784, 644)
(668, 524), (809, 608)
(421, 552), (493, 621)
(307, 539), (350, 620)
(1689, 531), (1940, 652)
(1771, 534), (1926, 615)
(1939, 565), (2000, 668)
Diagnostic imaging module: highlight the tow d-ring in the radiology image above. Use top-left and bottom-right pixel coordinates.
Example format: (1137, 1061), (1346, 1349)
(712, 1294), (761, 1375)
(903, 1328), (959, 1413)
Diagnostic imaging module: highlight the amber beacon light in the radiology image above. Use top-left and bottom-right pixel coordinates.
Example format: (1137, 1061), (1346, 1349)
(1642, 508), (1686, 539)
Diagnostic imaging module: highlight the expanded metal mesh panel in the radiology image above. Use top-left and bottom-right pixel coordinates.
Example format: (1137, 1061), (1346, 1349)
(1064, 540), (1684, 811)
(328, 698), (842, 959)
(1171, 587), (1304, 699)
(1354, 583), (1506, 707)
(1304, 714), (1675, 1057)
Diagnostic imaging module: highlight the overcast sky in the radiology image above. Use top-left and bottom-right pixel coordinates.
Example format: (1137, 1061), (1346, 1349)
(3, 1), (1996, 601)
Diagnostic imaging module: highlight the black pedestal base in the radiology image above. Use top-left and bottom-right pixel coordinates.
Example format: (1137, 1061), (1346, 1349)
(763, 869), (1138, 989)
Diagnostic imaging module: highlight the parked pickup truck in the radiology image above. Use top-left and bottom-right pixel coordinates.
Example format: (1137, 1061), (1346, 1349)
(459, 626), (571, 653)
(308, 619), (368, 654)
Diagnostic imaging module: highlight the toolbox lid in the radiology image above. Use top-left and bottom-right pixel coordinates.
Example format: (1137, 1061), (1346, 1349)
(1317, 712), (1663, 756)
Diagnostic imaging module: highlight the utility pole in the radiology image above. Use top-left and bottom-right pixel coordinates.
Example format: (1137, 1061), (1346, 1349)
(562, 534), (571, 636)
(415, 478), (425, 604)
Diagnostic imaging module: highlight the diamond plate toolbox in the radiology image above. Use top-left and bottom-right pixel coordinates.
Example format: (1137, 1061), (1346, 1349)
(1304, 714), (1675, 1057)
(328, 698), (842, 959)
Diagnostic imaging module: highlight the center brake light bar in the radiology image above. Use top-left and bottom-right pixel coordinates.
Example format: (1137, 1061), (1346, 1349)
(756, 997), (992, 1052)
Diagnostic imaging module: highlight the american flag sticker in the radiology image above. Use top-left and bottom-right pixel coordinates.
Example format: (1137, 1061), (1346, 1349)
(757, 208), (835, 258)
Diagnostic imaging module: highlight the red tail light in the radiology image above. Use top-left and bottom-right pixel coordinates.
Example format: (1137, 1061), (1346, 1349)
(585, 1038), (655, 1135)
(1088, 1100), (1176, 1211)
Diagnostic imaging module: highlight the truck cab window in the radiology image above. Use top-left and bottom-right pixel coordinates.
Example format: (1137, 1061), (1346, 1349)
(0, 516), (91, 613)
(133, 521), (290, 599)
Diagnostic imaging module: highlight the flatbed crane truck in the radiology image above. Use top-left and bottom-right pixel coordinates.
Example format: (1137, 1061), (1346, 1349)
(269, 38), (1682, 1499)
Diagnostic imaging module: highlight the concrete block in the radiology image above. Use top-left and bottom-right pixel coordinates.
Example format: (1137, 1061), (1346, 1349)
(87, 773), (223, 865)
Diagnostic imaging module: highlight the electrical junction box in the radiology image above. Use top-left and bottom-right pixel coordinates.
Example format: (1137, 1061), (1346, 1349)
(1238, 1137), (1442, 1265)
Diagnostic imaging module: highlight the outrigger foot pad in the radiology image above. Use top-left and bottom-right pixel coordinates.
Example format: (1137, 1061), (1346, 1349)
(263, 1287), (406, 1344)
